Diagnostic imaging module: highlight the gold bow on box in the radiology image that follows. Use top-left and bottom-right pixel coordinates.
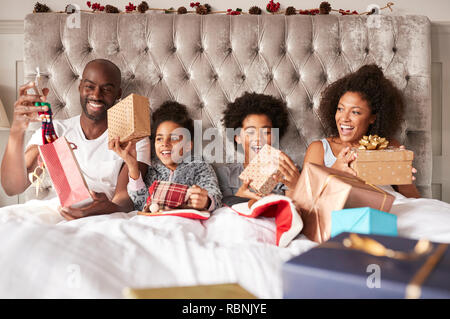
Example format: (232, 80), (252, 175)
(358, 135), (389, 150)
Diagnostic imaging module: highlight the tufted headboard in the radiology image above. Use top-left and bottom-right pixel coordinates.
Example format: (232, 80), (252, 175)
(23, 13), (432, 197)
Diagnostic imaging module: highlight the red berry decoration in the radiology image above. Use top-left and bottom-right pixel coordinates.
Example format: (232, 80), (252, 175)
(266, 0), (280, 13)
(87, 1), (91, 8)
(125, 2), (137, 12)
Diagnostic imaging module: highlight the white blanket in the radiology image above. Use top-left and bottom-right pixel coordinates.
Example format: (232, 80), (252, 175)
(0, 188), (450, 299)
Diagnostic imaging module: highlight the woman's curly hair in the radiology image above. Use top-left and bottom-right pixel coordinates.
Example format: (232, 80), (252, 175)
(151, 100), (194, 139)
(222, 92), (289, 148)
(318, 64), (405, 139)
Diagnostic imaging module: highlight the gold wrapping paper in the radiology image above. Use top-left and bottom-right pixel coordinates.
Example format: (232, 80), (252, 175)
(351, 148), (414, 185)
(291, 162), (395, 243)
(239, 144), (283, 195)
(107, 93), (151, 145)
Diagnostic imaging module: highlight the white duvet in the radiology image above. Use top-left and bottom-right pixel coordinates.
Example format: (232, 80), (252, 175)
(0, 187), (450, 299)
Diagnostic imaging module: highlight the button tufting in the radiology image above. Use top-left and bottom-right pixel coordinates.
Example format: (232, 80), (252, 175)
(171, 46), (177, 53)
(130, 74), (135, 80)
(198, 102), (204, 109)
(199, 47), (204, 53)
(87, 46), (93, 52)
(405, 75), (410, 81)
(144, 47), (149, 53)
(392, 47), (397, 53)
(365, 47), (369, 54)
(212, 74), (218, 81)
(227, 47), (232, 54)
(241, 74), (246, 81)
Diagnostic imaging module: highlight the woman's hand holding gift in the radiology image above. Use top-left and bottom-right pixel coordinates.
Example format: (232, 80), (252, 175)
(236, 178), (263, 201)
(108, 137), (140, 180)
(332, 146), (357, 176)
(399, 145), (418, 181)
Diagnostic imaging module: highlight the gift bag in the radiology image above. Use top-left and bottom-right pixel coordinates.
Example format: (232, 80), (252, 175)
(138, 181), (210, 220)
(38, 137), (93, 208)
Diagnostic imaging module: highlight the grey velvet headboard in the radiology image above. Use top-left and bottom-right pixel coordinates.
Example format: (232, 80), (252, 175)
(23, 13), (432, 197)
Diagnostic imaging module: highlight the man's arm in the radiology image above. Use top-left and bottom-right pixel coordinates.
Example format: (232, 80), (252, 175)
(1, 83), (49, 196)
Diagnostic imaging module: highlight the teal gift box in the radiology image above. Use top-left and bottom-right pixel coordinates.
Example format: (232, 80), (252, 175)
(331, 207), (397, 238)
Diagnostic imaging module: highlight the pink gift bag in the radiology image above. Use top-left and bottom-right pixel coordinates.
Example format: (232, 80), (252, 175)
(38, 137), (93, 208)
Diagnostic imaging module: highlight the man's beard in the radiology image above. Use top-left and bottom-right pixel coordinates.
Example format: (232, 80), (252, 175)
(80, 97), (111, 121)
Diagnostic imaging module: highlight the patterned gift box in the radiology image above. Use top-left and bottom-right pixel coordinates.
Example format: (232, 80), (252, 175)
(239, 144), (283, 195)
(107, 93), (151, 145)
(350, 148), (414, 185)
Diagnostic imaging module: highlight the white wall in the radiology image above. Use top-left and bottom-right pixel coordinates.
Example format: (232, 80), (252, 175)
(0, 0), (449, 205)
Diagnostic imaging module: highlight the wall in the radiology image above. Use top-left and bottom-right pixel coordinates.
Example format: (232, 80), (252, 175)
(0, 0), (449, 205)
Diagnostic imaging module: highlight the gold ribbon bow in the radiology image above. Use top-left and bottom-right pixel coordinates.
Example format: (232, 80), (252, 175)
(320, 233), (448, 299)
(358, 135), (389, 150)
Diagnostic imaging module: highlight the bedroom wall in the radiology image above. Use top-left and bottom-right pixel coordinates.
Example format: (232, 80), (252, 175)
(0, 0), (449, 206)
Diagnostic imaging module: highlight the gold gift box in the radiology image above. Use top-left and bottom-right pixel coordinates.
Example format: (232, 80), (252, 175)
(107, 93), (151, 144)
(351, 148), (414, 185)
(239, 144), (283, 195)
(123, 283), (257, 299)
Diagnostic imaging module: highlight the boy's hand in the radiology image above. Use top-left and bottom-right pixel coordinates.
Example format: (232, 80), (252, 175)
(274, 152), (300, 190)
(187, 185), (210, 210)
(236, 178), (263, 201)
(108, 138), (139, 179)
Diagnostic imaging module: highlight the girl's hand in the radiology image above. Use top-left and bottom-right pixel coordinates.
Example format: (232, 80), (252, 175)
(273, 152), (300, 190)
(331, 146), (357, 176)
(236, 178), (263, 201)
(187, 185), (210, 210)
(108, 138), (139, 179)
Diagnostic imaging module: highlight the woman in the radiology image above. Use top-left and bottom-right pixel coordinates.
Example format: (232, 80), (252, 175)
(303, 64), (420, 198)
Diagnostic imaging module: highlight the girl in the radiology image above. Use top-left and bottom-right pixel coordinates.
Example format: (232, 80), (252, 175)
(110, 101), (222, 211)
(303, 64), (420, 198)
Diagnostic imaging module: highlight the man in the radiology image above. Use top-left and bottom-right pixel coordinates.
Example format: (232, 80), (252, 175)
(1, 59), (150, 219)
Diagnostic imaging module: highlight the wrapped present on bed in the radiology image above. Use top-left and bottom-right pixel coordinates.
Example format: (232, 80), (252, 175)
(350, 135), (414, 185)
(107, 93), (151, 145)
(283, 232), (450, 299)
(291, 162), (395, 243)
(238, 144), (283, 195)
(331, 207), (398, 238)
(138, 181), (210, 220)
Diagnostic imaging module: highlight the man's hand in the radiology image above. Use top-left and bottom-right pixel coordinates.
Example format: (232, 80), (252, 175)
(58, 191), (119, 220)
(236, 178), (263, 201)
(11, 82), (49, 134)
(187, 185), (211, 210)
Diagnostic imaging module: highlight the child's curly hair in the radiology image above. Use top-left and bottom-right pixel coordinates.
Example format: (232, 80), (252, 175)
(319, 64), (405, 139)
(222, 92), (289, 148)
(151, 101), (194, 139)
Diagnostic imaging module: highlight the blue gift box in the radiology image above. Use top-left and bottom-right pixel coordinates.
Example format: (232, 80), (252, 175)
(331, 207), (397, 238)
(283, 232), (450, 298)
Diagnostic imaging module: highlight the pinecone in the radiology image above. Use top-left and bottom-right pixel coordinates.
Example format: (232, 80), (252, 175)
(33, 2), (50, 13)
(65, 4), (76, 14)
(105, 5), (120, 13)
(249, 6), (262, 15)
(137, 1), (149, 13)
(285, 6), (297, 15)
(319, 1), (331, 14)
(204, 3), (211, 13)
(177, 6), (188, 14)
(196, 5), (208, 15)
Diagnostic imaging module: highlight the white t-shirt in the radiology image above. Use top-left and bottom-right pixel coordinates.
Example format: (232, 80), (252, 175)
(27, 115), (151, 200)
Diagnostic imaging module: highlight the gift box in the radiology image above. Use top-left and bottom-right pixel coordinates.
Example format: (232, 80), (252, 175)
(123, 283), (257, 299)
(142, 180), (189, 213)
(350, 148), (414, 185)
(239, 144), (283, 195)
(107, 93), (151, 145)
(283, 232), (450, 299)
(291, 162), (395, 243)
(331, 207), (397, 238)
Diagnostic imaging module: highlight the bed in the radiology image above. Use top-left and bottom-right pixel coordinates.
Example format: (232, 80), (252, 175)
(1, 12), (448, 298)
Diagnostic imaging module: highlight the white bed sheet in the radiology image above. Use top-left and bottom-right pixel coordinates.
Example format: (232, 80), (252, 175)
(0, 188), (449, 299)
